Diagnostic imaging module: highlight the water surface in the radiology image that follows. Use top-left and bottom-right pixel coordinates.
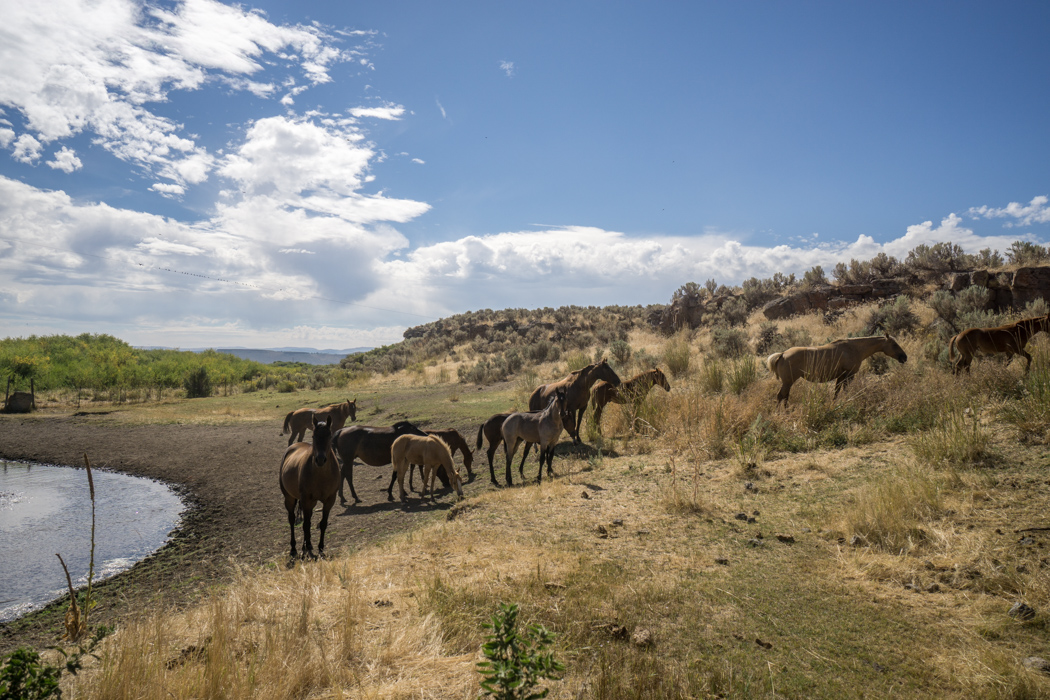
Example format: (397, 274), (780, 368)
(0, 460), (184, 622)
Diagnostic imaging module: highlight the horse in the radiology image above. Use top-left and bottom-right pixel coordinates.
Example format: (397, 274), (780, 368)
(528, 359), (621, 444)
(332, 420), (448, 504)
(390, 434), (463, 502)
(766, 335), (908, 406)
(278, 415), (340, 560)
(948, 315), (1050, 375)
(476, 412), (542, 486)
(282, 398), (357, 446)
(590, 367), (671, 431)
(503, 388), (567, 486)
(406, 428), (475, 490)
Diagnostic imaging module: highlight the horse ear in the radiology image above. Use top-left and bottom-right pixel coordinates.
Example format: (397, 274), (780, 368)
(312, 414), (320, 428)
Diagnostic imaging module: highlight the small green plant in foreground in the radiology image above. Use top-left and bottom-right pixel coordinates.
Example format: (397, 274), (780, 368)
(0, 647), (61, 700)
(477, 602), (564, 700)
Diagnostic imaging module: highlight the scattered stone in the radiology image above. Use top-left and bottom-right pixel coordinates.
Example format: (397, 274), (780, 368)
(543, 582), (567, 591)
(1019, 537), (1036, 546)
(612, 519), (623, 527)
(1023, 657), (1050, 675)
(1009, 602), (1036, 621)
(745, 481), (757, 492)
(581, 491), (590, 499)
(715, 557), (730, 566)
(850, 535), (868, 547)
(735, 512), (748, 521)
(753, 510), (760, 516)
(747, 538), (764, 547)
(596, 524), (608, 538)
(637, 529), (651, 536)
(755, 638), (773, 650)
(747, 516), (757, 524)
(373, 599), (393, 607)
(630, 628), (654, 648)
(776, 534), (795, 544)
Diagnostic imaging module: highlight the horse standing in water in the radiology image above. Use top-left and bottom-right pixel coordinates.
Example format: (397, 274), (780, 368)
(528, 359), (620, 444)
(948, 315), (1050, 375)
(503, 388), (567, 486)
(282, 398), (357, 446)
(590, 367), (671, 432)
(390, 434), (464, 502)
(279, 415), (340, 560)
(766, 335), (908, 406)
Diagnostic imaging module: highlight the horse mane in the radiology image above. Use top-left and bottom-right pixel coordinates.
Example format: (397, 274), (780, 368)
(429, 435), (454, 466)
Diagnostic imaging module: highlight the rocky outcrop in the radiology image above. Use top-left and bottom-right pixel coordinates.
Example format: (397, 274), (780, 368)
(943, 266), (1050, 312)
(761, 279), (905, 320)
(649, 293), (736, 334)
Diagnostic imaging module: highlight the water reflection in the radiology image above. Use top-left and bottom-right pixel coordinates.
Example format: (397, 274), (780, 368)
(0, 460), (184, 622)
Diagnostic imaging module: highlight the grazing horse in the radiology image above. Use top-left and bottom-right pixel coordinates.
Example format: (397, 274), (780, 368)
(282, 398), (357, 446)
(528, 359), (621, 444)
(591, 367), (671, 431)
(948, 315), (1050, 375)
(332, 421), (447, 504)
(503, 389), (567, 486)
(279, 416), (340, 559)
(407, 428), (475, 490)
(766, 335), (908, 406)
(391, 434), (463, 502)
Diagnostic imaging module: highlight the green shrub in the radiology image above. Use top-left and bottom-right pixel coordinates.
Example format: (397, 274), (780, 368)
(1006, 241), (1050, 266)
(663, 335), (691, 378)
(727, 356), (759, 395)
(0, 647), (61, 700)
(183, 366), (211, 398)
(865, 296), (919, 336)
(754, 321), (783, 356)
(477, 603), (564, 700)
(710, 327), (749, 359)
(608, 339), (632, 367)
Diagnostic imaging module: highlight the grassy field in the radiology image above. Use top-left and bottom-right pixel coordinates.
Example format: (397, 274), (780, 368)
(21, 303), (1050, 698)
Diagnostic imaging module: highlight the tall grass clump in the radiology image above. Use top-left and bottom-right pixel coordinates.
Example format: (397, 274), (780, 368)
(698, 357), (724, 394)
(910, 405), (994, 468)
(726, 356), (759, 395)
(1001, 349), (1050, 442)
(662, 333), (691, 378)
(835, 463), (944, 553)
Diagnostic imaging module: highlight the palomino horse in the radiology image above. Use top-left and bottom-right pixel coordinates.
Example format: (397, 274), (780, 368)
(766, 335), (908, 406)
(279, 415), (340, 559)
(282, 398), (357, 446)
(948, 315), (1050, 375)
(590, 367), (671, 431)
(528, 359), (621, 444)
(503, 388), (567, 486)
(407, 428), (475, 490)
(391, 434), (463, 502)
(475, 412), (545, 486)
(332, 421), (446, 504)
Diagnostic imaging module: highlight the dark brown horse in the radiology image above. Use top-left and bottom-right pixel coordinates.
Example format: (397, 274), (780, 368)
(282, 398), (357, 446)
(948, 315), (1050, 375)
(590, 367), (671, 431)
(332, 420), (448, 504)
(528, 359), (620, 444)
(279, 415), (339, 559)
(767, 335), (908, 406)
(504, 388), (567, 485)
(407, 428), (475, 490)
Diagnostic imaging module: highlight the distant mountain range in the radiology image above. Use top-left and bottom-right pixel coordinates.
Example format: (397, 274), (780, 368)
(137, 346), (372, 366)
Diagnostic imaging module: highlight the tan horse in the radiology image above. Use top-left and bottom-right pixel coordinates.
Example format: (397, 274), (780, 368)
(948, 315), (1050, 375)
(279, 415), (340, 559)
(391, 434), (463, 502)
(528, 359), (620, 444)
(591, 367), (671, 430)
(406, 428), (475, 490)
(282, 398), (357, 446)
(767, 335), (908, 406)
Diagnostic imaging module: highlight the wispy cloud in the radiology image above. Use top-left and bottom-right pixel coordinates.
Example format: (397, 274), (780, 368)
(968, 195), (1050, 227)
(349, 103), (406, 120)
(435, 98), (447, 120)
(499, 60), (515, 77)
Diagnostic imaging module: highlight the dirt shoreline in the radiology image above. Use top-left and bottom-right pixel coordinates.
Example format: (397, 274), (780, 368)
(0, 413), (462, 653)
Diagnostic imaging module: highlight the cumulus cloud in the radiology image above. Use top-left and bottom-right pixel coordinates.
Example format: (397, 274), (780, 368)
(0, 0), (360, 187)
(499, 60), (515, 77)
(349, 103), (405, 120)
(46, 146), (82, 173)
(969, 195), (1050, 227)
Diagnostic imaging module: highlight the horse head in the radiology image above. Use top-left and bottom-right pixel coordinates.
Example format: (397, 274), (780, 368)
(594, 358), (622, 386)
(884, 335), (908, 364)
(311, 416), (332, 467)
(654, 367), (671, 391)
(346, 398), (357, 422)
(392, 420), (427, 437)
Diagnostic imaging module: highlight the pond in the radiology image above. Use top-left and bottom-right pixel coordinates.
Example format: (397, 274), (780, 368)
(0, 460), (185, 622)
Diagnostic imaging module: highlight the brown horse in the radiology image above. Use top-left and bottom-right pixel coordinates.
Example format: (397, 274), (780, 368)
(528, 359), (620, 444)
(407, 428), (475, 490)
(391, 434), (463, 502)
(948, 315), (1050, 375)
(282, 398), (357, 446)
(766, 335), (908, 406)
(332, 420), (442, 504)
(475, 412), (545, 486)
(279, 415), (339, 559)
(504, 388), (567, 485)
(591, 367), (671, 431)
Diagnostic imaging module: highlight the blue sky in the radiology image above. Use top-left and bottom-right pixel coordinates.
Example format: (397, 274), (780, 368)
(1, 0), (1048, 349)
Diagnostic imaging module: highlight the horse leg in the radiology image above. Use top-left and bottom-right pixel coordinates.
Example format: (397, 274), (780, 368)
(317, 495), (335, 558)
(776, 380), (792, 407)
(519, 442), (532, 478)
(505, 438), (519, 486)
(833, 371), (855, 398)
(287, 432), (296, 447)
(593, 401), (604, 434)
(487, 442), (500, 486)
(285, 496), (298, 559)
(537, 447), (547, 484)
(300, 504), (315, 559)
(386, 469), (399, 501)
(339, 460), (360, 505)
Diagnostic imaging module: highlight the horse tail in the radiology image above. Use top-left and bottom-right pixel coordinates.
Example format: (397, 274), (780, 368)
(476, 422), (485, 451)
(947, 334), (957, 363)
(281, 411), (294, 435)
(766, 353), (783, 375)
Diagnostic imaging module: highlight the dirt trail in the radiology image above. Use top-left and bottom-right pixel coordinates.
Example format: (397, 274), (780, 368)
(0, 414), (463, 652)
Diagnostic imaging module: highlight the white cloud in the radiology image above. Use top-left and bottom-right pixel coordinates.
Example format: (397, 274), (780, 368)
(46, 146), (83, 173)
(150, 182), (187, 196)
(412, 158), (425, 165)
(969, 195), (1050, 227)
(12, 134), (42, 163)
(499, 60), (514, 77)
(0, 0), (361, 187)
(349, 103), (405, 120)
(0, 127), (14, 147)
(436, 98), (447, 120)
